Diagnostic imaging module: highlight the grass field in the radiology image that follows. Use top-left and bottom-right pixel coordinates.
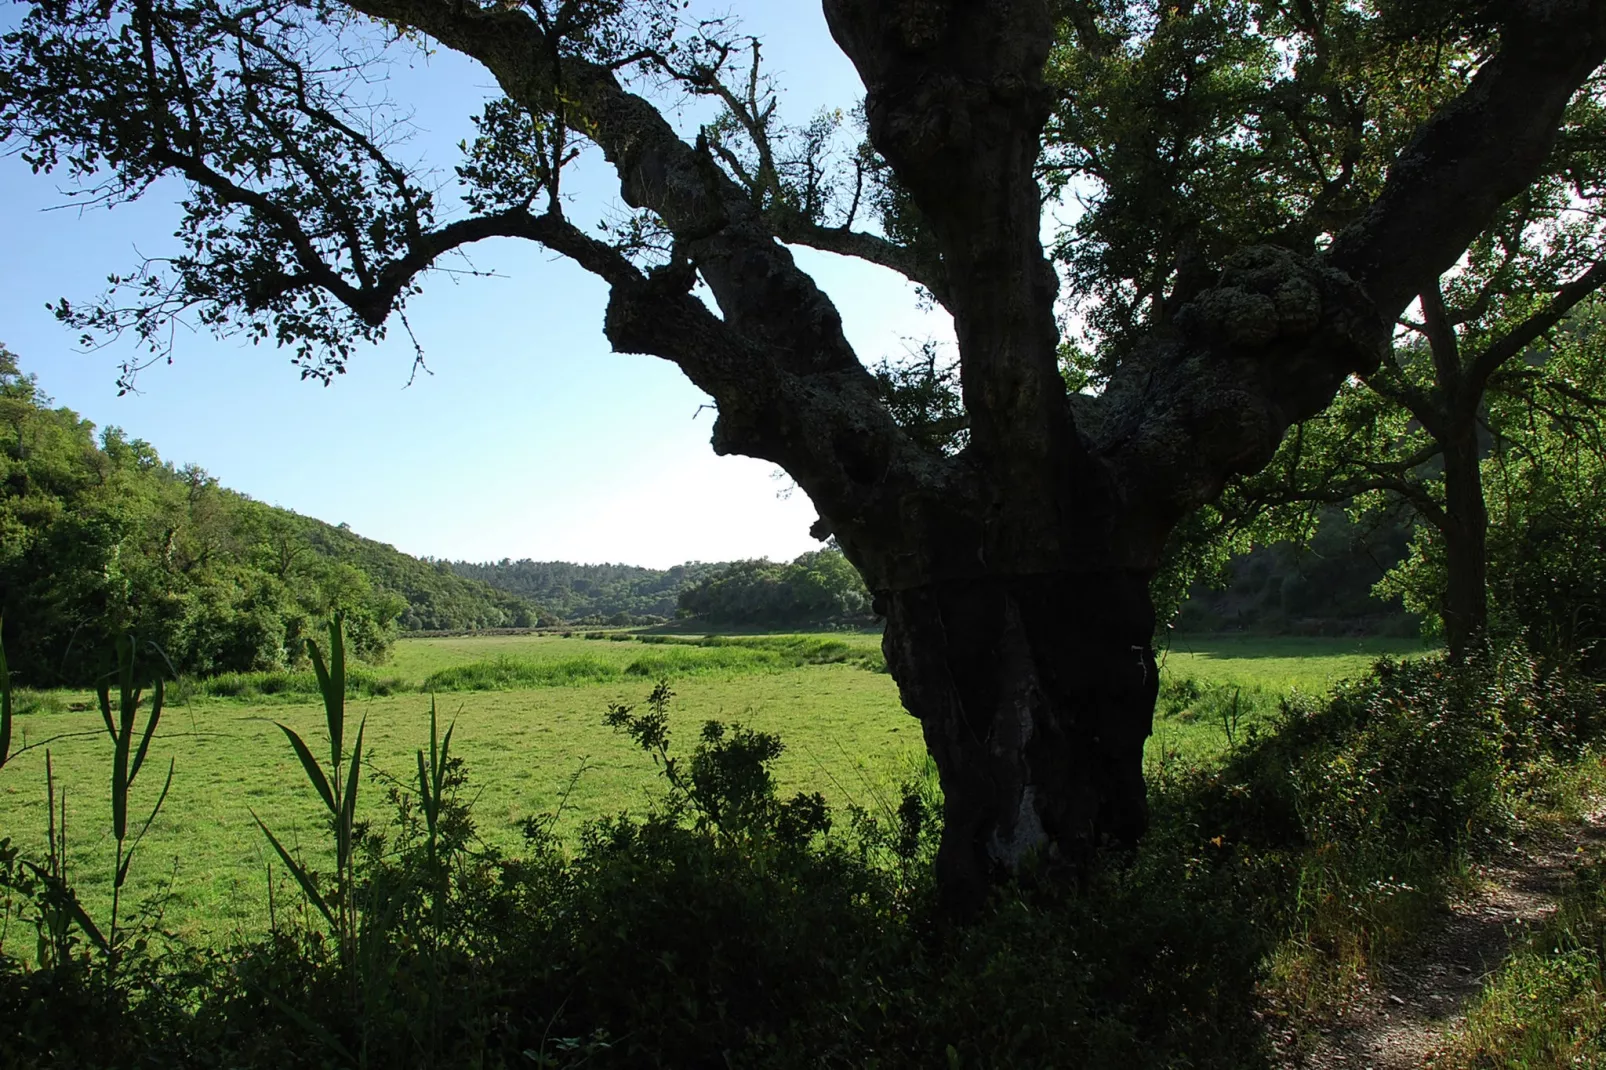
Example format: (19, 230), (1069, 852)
(0, 632), (1429, 943)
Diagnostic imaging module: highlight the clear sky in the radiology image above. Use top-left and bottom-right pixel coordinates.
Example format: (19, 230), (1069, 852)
(0, 3), (954, 569)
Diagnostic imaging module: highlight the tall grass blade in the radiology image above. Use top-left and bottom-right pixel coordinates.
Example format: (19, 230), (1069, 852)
(118, 758), (176, 888)
(276, 723), (337, 815)
(95, 682), (115, 742)
(306, 637), (342, 780)
(108, 634), (137, 842)
(252, 813), (336, 930)
(416, 748), (432, 827)
(328, 613), (345, 736)
(339, 718), (366, 859)
(22, 865), (110, 955)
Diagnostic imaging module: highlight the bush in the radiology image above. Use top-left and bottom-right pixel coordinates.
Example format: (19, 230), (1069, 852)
(0, 676), (1276, 1069)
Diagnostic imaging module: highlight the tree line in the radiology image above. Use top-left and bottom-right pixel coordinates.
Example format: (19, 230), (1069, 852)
(445, 559), (728, 624)
(453, 551), (875, 628)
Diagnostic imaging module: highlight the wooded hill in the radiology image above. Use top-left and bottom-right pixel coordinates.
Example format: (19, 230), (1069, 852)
(451, 550), (878, 627)
(445, 559), (728, 623)
(0, 348), (536, 685)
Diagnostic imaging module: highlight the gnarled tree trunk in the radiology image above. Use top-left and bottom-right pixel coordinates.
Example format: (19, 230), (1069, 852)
(81, 0), (1606, 910)
(881, 570), (1157, 913)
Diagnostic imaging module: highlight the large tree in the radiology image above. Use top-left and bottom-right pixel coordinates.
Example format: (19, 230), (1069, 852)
(5, 0), (1606, 910)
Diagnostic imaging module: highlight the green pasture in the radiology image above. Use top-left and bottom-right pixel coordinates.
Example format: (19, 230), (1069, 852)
(0, 632), (1421, 943)
(1159, 633), (1431, 693)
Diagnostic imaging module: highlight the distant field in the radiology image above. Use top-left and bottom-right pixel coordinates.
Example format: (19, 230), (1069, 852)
(0, 632), (1423, 942)
(1160, 633), (1433, 693)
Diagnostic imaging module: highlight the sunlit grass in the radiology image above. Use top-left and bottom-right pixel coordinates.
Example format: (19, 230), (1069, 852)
(0, 632), (1424, 943)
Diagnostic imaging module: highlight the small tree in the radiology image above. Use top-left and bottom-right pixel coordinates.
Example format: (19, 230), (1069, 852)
(1385, 303), (1606, 671)
(1233, 188), (1606, 660)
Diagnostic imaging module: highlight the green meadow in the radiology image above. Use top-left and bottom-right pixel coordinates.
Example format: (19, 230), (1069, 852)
(0, 632), (1429, 942)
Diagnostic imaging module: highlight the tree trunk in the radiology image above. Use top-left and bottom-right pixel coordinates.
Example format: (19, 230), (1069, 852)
(880, 569), (1158, 915)
(1440, 431), (1489, 660)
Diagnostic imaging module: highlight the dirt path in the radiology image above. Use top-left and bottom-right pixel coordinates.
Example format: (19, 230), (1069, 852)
(1279, 809), (1606, 1070)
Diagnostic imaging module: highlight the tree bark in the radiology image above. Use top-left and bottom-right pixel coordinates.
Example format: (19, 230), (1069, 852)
(1440, 429), (1490, 660)
(880, 569), (1157, 915)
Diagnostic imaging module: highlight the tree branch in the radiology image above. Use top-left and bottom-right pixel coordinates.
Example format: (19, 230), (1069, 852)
(1327, 0), (1606, 322)
(1467, 258), (1606, 392)
(767, 212), (951, 306)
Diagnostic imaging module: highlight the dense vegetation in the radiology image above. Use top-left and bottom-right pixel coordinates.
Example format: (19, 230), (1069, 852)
(0, 348), (536, 685)
(446, 559), (726, 623)
(675, 550), (873, 627)
(452, 550), (875, 629)
(1173, 509), (1419, 637)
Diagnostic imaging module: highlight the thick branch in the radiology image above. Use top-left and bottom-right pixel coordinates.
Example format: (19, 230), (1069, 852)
(1327, 0), (1606, 321)
(1419, 279), (1463, 398)
(823, 0), (1071, 481)
(767, 211), (951, 307)
(337, 0), (961, 586)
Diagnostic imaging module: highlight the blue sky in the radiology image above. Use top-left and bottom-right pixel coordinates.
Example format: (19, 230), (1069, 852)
(0, 3), (953, 568)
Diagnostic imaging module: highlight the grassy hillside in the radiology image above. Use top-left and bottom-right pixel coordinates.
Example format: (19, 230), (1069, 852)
(285, 513), (539, 632)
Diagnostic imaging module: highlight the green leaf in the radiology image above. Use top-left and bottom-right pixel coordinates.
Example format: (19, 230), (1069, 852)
(128, 676), (163, 789)
(95, 682), (115, 744)
(416, 748), (433, 828)
(119, 758), (175, 889)
(329, 613), (345, 729)
(276, 723), (336, 816)
(252, 812), (335, 930)
(21, 861), (108, 954)
(338, 717), (366, 866)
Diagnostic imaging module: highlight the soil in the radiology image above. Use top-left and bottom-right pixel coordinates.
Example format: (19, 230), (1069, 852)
(1275, 807), (1606, 1070)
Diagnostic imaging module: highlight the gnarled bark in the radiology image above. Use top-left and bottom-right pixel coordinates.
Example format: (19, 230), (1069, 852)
(340, 0), (1606, 909)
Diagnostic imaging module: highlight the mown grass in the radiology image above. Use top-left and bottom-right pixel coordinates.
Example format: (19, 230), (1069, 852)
(0, 633), (1415, 941)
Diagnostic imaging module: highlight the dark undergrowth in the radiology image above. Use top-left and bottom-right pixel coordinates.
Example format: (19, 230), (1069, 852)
(0, 630), (1601, 1068)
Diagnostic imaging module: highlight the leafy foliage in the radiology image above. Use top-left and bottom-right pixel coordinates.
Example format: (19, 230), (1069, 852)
(1174, 507), (1419, 637)
(1379, 302), (1606, 670)
(1046, 0), (1476, 372)
(676, 549), (873, 626)
(447, 558), (727, 624)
